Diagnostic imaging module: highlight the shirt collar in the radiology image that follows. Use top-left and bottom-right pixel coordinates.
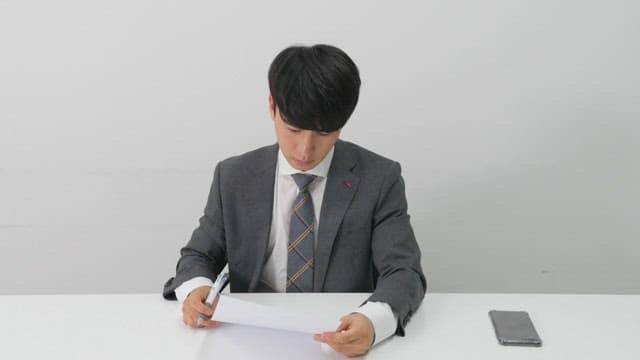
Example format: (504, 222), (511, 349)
(277, 146), (335, 179)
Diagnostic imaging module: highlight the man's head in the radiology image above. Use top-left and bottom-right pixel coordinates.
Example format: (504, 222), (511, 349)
(268, 44), (361, 171)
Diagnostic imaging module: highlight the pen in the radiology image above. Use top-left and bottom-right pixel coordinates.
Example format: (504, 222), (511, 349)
(197, 272), (229, 326)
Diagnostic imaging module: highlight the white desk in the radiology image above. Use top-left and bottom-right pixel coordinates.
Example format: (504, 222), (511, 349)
(1, 293), (638, 359)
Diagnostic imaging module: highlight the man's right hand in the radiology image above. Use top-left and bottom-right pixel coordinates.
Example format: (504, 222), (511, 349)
(182, 286), (221, 328)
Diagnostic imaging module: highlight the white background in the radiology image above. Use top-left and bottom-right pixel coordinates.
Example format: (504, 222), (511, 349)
(1, 0), (638, 294)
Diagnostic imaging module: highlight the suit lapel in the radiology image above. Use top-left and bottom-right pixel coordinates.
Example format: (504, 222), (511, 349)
(246, 144), (278, 291)
(314, 140), (359, 291)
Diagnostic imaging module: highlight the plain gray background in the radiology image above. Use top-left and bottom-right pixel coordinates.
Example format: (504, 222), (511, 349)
(1, 0), (638, 295)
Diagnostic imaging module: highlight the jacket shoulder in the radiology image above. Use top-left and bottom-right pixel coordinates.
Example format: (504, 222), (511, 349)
(338, 140), (401, 176)
(217, 144), (278, 174)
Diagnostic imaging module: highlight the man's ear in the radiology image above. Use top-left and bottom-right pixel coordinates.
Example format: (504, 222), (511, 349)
(268, 95), (276, 120)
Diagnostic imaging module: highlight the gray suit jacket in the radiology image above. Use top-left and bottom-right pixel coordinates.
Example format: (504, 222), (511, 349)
(163, 139), (426, 335)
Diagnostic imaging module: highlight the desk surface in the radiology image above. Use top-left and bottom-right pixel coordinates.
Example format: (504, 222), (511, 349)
(1, 293), (638, 359)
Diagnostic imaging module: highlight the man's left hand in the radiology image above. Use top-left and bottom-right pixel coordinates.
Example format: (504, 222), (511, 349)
(314, 313), (374, 357)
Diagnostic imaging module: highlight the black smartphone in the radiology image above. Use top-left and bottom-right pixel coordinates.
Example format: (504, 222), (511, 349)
(489, 310), (542, 347)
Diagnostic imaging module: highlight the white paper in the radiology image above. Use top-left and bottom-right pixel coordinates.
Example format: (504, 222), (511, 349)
(211, 294), (340, 334)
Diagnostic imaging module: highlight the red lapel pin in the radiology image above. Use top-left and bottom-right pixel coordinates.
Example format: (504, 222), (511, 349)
(344, 180), (352, 189)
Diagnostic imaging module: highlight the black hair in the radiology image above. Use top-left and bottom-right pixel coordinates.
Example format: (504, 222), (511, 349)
(268, 44), (361, 133)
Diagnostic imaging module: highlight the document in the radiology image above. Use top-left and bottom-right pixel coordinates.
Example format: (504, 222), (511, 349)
(211, 294), (340, 334)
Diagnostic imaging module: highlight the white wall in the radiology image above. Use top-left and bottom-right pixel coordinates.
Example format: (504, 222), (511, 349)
(1, 0), (638, 295)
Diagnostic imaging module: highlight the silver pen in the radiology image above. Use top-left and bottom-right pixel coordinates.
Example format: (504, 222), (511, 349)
(197, 272), (229, 326)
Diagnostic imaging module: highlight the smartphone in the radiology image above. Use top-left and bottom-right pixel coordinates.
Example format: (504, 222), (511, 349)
(489, 310), (542, 347)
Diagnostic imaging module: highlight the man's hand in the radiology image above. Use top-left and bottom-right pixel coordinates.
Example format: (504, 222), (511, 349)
(314, 313), (374, 357)
(182, 286), (221, 328)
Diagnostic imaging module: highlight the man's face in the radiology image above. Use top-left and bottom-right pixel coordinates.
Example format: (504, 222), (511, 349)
(269, 96), (340, 171)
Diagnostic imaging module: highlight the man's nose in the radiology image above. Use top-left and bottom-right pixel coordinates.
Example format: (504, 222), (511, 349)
(299, 131), (315, 158)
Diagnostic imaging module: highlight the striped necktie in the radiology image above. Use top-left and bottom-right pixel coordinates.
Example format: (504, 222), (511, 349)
(286, 174), (317, 292)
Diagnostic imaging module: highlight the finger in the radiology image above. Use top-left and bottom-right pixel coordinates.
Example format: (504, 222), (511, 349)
(188, 313), (217, 329)
(314, 332), (336, 344)
(197, 293), (221, 316)
(338, 313), (365, 334)
(188, 299), (214, 317)
(316, 315), (356, 344)
(184, 312), (200, 328)
(320, 339), (347, 355)
(201, 319), (221, 328)
(336, 320), (350, 333)
(313, 332), (333, 343)
(317, 330), (358, 346)
(182, 305), (197, 326)
(336, 340), (370, 358)
(183, 302), (211, 328)
(183, 302), (206, 325)
(336, 324), (362, 343)
(182, 301), (200, 317)
(321, 315), (372, 357)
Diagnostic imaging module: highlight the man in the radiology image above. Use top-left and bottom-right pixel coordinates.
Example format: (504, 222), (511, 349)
(163, 44), (426, 357)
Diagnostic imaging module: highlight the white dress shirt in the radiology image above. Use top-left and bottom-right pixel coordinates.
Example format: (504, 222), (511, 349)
(175, 146), (397, 346)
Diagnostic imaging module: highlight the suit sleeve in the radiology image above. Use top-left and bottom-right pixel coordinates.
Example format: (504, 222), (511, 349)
(162, 162), (228, 300)
(366, 161), (427, 336)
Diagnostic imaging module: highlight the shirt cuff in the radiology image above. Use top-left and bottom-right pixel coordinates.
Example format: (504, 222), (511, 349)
(355, 301), (397, 347)
(174, 276), (214, 304)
